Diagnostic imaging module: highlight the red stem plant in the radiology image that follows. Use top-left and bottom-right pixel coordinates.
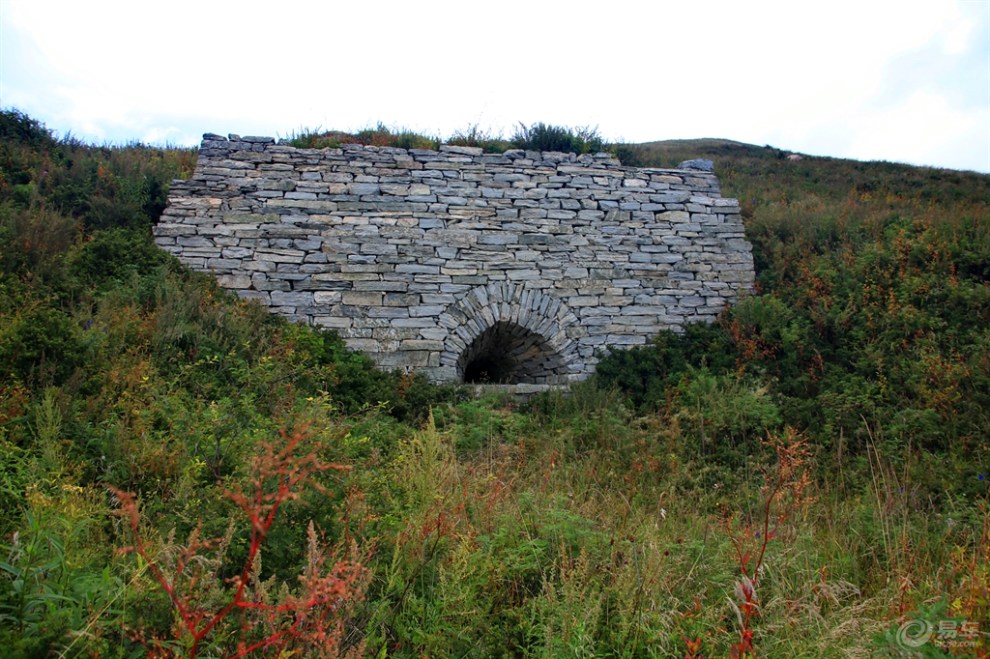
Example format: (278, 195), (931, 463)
(723, 427), (813, 659)
(110, 425), (369, 658)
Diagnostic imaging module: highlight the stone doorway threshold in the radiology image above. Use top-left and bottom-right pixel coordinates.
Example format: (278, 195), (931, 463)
(466, 383), (570, 401)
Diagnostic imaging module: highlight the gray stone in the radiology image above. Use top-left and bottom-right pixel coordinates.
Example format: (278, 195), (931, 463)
(677, 159), (714, 172)
(270, 291), (314, 306)
(156, 138), (754, 385)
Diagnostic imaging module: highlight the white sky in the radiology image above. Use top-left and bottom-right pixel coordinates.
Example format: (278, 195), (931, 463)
(1, 0), (988, 172)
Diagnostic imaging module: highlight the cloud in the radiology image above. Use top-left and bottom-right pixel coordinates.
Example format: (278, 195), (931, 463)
(848, 90), (986, 168)
(2, 0), (987, 171)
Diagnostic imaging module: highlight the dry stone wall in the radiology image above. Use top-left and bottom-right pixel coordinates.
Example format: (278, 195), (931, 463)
(155, 135), (755, 384)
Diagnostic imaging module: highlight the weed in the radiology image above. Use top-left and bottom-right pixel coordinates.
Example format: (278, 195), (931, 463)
(723, 428), (813, 657)
(111, 426), (368, 657)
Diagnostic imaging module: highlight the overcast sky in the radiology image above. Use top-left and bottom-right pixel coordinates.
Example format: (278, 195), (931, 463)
(1, 0), (988, 172)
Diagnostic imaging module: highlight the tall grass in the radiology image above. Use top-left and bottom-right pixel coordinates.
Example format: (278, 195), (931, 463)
(0, 109), (986, 656)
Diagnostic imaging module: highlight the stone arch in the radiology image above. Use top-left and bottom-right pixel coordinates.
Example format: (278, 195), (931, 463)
(438, 283), (584, 384)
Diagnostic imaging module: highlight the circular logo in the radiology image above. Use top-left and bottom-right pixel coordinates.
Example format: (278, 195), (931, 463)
(896, 619), (934, 649)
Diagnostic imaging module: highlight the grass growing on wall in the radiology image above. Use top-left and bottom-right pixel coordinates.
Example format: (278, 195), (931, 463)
(0, 108), (988, 656)
(286, 121), (611, 158)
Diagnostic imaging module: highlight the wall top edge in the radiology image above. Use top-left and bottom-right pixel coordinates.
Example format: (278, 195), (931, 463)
(197, 133), (718, 174)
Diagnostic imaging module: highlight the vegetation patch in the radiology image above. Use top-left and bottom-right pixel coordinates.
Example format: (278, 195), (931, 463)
(0, 109), (987, 657)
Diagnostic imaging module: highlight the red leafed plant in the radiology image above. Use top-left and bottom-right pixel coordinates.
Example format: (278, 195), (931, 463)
(110, 425), (369, 658)
(724, 428), (813, 659)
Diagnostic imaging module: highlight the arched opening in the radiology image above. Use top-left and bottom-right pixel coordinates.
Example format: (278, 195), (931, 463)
(458, 321), (566, 384)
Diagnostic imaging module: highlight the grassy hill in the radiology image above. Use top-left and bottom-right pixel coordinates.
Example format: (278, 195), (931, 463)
(1, 111), (987, 657)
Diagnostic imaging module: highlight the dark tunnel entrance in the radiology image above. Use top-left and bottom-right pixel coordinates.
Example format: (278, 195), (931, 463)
(458, 321), (567, 384)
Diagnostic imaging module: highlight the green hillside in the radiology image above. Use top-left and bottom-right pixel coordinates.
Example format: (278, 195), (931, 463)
(1, 111), (987, 657)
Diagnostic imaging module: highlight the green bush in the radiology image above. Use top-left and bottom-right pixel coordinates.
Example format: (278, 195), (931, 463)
(67, 227), (170, 291)
(0, 109), (57, 149)
(0, 304), (82, 386)
(671, 368), (781, 464)
(593, 321), (735, 410)
(612, 143), (646, 166)
(0, 493), (122, 657)
(511, 122), (608, 154)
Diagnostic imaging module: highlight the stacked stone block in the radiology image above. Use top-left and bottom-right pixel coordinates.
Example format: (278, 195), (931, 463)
(155, 135), (755, 383)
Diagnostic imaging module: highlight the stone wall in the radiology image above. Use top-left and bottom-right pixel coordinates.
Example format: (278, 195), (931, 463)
(154, 135), (755, 384)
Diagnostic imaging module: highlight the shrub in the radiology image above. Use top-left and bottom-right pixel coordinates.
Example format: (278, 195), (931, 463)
(672, 368), (782, 465)
(0, 204), (78, 284)
(593, 322), (736, 410)
(0, 303), (82, 386)
(511, 122), (608, 154)
(67, 227), (170, 291)
(0, 109), (57, 149)
(612, 143), (646, 166)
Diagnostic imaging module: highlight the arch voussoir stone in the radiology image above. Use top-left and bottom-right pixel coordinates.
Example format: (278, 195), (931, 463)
(440, 284), (585, 384)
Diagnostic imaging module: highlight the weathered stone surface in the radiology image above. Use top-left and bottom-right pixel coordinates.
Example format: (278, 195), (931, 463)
(678, 159), (715, 172)
(156, 137), (755, 384)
